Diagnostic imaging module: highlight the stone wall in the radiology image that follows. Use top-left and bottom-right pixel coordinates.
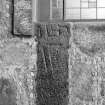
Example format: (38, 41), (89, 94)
(0, 0), (36, 105)
(69, 22), (105, 105)
(1, 0), (105, 105)
(35, 22), (105, 105)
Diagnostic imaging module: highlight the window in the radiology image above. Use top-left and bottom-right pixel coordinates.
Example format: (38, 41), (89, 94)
(65, 0), (105, 20)
(50, 0), (63, 20)
(50, 0), (105, 21)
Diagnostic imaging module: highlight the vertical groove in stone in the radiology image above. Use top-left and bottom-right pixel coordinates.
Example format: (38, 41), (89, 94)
(35, 23), (70, 105)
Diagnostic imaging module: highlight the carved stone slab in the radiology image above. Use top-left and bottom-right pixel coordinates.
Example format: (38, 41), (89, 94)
(14, 0), (32, 35)
(35, 23), (71, 105)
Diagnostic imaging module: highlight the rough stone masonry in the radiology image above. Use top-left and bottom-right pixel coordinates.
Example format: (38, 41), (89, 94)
(0, 0), (36, 105)
(1, 0), (105, 105)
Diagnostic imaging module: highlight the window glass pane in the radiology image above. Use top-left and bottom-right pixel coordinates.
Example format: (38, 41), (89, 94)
(81, 0), (88, 1)
(97, 0), (105, 7)
(88, 2), (96, 8)
(81, 2), (88, 8)
(65, 0), (105, 20)
(97, 8), (105, 19)
(51, 0), (63, 20)
(66, 0), (80, 8)
(58, 0), (63, 8)
(52, 8), (63, 19)
(81, 8), (96, 19)
(65, 9), (80, 19)
(52, 0), (58, 7)
(89, 0), (96, 1)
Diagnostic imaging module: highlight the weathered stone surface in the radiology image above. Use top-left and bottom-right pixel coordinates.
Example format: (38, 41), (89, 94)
(0, 38), (37, 105)
(0, 78), (17, 105)
(14, 0), (32, 35)
(36, 44), (69, 105)
(68, 42), (98, 105)
(35, 23), (70, 105)
(0, 0), (12, 40)
(0, 39), (30, 66)
(100, 80), (105, 97)
(70, 62), (95, 102)
(71, 22), (105, 105)
(34, 23), (71, 48)
(72, 23), (105, 56)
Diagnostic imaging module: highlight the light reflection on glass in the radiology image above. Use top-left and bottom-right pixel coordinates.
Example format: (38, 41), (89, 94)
(66, 0), (80, 8)
(97, 8), (105, 19)
(81, 8), (96, 19)
(65, 9), (80, 19)
(65, 0), (105, 19)
(81, 2), (88, 8)
(97, 0), (105, 7)
(88, 2), (96, 8)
